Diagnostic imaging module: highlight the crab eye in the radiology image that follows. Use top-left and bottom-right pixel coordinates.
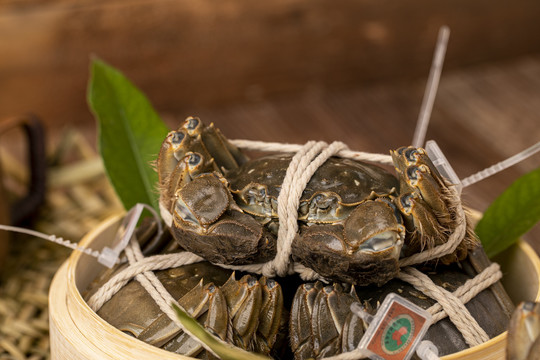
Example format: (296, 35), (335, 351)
(405, 148), (420, 163)
(188, 153), (202, 166)
(246, 186), (266, 203)
(185, 117), (200, 131)
(171, 131), (186, 145)
(312, 194), (336, 211)
(406, 166), (421, 181)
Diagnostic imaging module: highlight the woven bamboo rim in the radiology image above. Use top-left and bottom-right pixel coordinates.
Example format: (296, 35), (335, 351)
(48, 214), (540, 360)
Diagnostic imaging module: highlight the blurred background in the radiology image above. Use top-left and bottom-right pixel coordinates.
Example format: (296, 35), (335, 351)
(0, 1), (539, 358)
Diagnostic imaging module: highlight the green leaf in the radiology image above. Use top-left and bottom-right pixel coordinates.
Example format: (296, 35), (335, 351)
(476, 167), (540, 258)
(171, 303), (271, 360)
(88, 59), (169, 212)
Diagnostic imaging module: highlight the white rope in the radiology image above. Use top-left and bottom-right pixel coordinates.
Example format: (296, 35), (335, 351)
(87, 251), (204, 311)
(262, 141), (349, 277)
(398, 267), (490, 347)
(426, 263), (502, 323)
(229, 139), (394, 165)
(125, 237), (220, 357)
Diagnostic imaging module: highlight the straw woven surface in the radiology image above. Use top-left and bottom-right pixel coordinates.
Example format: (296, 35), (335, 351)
(0, 130), (123, 360)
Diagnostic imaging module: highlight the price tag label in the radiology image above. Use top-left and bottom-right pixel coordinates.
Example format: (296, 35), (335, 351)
(358, 293), (432, 360)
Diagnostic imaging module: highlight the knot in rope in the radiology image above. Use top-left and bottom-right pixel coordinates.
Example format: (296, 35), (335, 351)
(261, 140), (349, 277)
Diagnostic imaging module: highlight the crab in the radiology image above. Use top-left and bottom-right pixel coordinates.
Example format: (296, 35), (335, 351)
(507, 301), (540, 360)
(86, 218), (512, 359)
(86, 204), (513, 360)
(85, 223), (286, 358)
(157, 117), (476, 286)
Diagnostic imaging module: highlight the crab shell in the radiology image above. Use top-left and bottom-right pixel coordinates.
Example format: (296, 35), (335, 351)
(227, 153), (407, 285)
(227, 154), (399, 223)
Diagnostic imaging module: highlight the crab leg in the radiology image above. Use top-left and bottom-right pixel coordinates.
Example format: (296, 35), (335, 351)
(340, 307), (367, 354)
(391, 146), (477, 264)
(220, 273), (263, 350)
(311, 284), (359, 358)
(137, 281), (228, 356)
(253, 277), (284, 355)
(290, 282), (323, 360)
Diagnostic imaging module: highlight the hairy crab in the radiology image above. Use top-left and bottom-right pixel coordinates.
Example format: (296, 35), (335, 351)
(88, 117), (513, 360)
(86, 217), (512, 360)
(85, 222), (287, 359)
(157, 117), (476, 286)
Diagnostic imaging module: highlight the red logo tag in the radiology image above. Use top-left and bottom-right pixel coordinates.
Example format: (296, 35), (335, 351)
(358, 293), (432, 360)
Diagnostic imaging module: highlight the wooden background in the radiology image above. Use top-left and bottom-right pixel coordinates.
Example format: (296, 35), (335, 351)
(2, 0), (540, 125)
(0, 0), (539, 247)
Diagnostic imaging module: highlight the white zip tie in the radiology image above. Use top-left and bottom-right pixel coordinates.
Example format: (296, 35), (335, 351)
(0, 224), (102, 259)
(417, 340), (440, 360)
(461, 140), (540, 188)
(0, 203), (162, 268)
(412, 26), (450, 148)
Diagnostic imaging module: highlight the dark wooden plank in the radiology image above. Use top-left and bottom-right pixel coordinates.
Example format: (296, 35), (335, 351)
(2, 0), (540, 128)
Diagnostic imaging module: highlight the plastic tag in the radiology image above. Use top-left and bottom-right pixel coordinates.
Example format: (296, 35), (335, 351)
(358, 293), (433, 360)
(425, 140), (462, 194)
(98, 203), (162, 268)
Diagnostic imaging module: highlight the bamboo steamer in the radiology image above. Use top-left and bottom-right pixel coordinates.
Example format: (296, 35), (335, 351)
(49, 215), (540, 360)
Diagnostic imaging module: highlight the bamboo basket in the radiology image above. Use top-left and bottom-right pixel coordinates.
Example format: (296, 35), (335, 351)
(48, 215), (540, 360)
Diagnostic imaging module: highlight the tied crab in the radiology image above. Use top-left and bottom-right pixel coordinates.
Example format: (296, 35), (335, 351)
(157, 117), (477, 286)
(89, 118), (511, 360)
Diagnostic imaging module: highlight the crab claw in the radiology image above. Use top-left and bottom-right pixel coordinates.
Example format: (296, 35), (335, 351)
(292, 199), (405, 286)
(391, 146), (476, 264)
(173, 172), (230, 227)
(507, 302), (540, 360)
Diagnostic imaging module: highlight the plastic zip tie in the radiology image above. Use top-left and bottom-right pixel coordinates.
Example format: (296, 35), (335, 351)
(351, 302), (374, 325)
(0, 224), (101, 259)
(0, 203), (163, 268)
(412, 26), (450, 148)
(416, 340), (440, 360)
(461, 140), (540, 188)
(98, 203), (163, 268)
(425, 140), (463, 194)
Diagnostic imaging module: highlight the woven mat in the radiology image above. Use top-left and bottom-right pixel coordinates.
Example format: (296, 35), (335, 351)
(0, 237), (69, 360)
(0, 129), (123, 360)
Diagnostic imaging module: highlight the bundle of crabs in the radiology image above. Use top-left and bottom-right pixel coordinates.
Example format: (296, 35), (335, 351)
(85, 118), (514, 359)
